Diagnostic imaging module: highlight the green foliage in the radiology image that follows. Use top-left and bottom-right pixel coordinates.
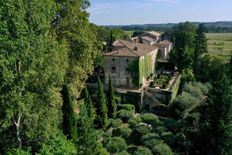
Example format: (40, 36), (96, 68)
(37, 131), (77, 155)
(170, 82), (211, 118)
(141, 113), (159, 125)
(169, 22), (196, 71)
(107, 76), (117, 118)
(112, 124), (133, 138)
(61, 82), (77, 140)
(109, 119), (123, 128)
(115, 150), (130, 155)
(117, 104), (135, 113)
(106, 137), (127, 154)
(95, 77), (108, 128)
(128, 116), (142, 128)
(0, 0), (67, 151)
(151, 74), (171, 89)
(181, 68), (196, 84)
(141, 133), (161, 147)
(77, 103), (103, 155)
(116, 109), (134, 123)
(206, 67), (232, 154)
(6, 148), (31, 155)
(53, 0), (101, 97)
(83, 86), (96, 124)
(134, 147), (153, 155)
(193, 24), (208, 76)
(129, 59), (140, 87)
(153, 143), (173, 155)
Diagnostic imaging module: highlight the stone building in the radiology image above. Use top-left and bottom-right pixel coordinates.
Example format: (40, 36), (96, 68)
(103, 40), (158, 89)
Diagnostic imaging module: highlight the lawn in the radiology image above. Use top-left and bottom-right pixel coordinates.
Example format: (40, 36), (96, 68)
(206, 33), (232, 60)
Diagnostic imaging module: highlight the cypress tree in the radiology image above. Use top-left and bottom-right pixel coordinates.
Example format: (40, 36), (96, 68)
(107, 75), (117, 118)
(83, 86), (96, 124)
(208, 67), (232, 154)
(229, 56), (232, 78)
(77, 104), (103, 155)
(61, 82), (77, 140)
(193, 24), (208, 77)
(95, 77), (108, 129)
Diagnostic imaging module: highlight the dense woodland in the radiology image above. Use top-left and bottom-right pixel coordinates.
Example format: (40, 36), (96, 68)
(110, 21), (232, 33)
(0, 1), (232, 155)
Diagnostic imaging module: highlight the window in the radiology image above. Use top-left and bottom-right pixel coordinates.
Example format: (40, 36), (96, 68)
(126, 59), (129, 63)
(112, 66), (116, 73)
(126, 67), (130, 72)
(112, 58), (115, 62)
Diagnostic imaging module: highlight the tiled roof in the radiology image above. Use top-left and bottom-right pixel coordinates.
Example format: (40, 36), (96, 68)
(104, 40), (158, 57)
(154, 40), (172, 48)
(141, 36), (155, 42)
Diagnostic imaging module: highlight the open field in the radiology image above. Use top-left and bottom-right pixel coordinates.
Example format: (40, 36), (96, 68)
(206, 33), (232, 60)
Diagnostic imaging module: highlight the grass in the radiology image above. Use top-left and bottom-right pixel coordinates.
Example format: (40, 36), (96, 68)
(206, 33), (232, 60)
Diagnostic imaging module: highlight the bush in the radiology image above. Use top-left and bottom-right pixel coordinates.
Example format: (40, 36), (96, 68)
(117, 109), (134, 122)
(130, 125), (151, 145)
(161, 132), (175, 145)
(141, 113), (159, 125)
(6, 148), (31, 155)
(117, 104), (135, 113)
(109, 119), (123, 128)
(128, 116), (142, 128)
(141, 133), (163, 149)
(112, 124), (132, 138)
(115, 150), (130, 155)
(134, 147), (153, 155)
(152, 143), (173, 155)
(106, 137), (127, 153)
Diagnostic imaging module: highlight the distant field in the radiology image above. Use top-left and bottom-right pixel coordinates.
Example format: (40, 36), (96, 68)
(206, 33), (232, 60)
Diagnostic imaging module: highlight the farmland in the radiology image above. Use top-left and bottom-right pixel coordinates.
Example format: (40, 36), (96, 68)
(206, 33), (232, 60)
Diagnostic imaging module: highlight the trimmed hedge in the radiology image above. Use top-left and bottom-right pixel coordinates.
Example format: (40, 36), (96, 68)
(112, 124), (132, 138)
(117, 104), (135, 113)
(134, 147), (153, 155)
(106, 137), (127, 154)
(117, 109), (134, 123)
(152, 143), (173, 155)
(141, 113), (159, 125)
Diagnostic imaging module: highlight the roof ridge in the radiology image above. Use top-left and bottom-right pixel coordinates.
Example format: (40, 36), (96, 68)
(119, 40), (140, 57)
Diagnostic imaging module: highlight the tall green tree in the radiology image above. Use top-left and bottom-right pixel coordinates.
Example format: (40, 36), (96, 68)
(95, 77), (108, 128)
(83, 86), (96, 124)
(207, 67), (232, 155)
(53, 0), (101, 97)
(229, 56), (232, 78)
(76, 103), (105, 155)
(0, 0), (67, 152)
(61, 82), (77, 140)
(107, 76), (117, 118)
(169, 22), (196, 71)
(193, 24), (208, 77)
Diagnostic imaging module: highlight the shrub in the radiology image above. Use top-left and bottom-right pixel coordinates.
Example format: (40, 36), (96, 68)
(6, 149), (31, 155)
(130, 125), (151, 145)
(115, 150), (130, 155)
(141, 133), (163, 149)
(112, 124), (133, 138)
(109, 119), (123, 128)
(117, 104), (135, 113)
(128, 116), (142, 128)
(141, 113), (159, 125)
(117, 109), (134, 122)
(134, 147), (153, 155)
(152, 143), (173, 155)
(161, 132), (175, 145)
(106, 137), (127, 153)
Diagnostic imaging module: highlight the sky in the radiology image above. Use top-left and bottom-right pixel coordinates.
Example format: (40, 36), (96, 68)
(88, 0), (232, 25)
